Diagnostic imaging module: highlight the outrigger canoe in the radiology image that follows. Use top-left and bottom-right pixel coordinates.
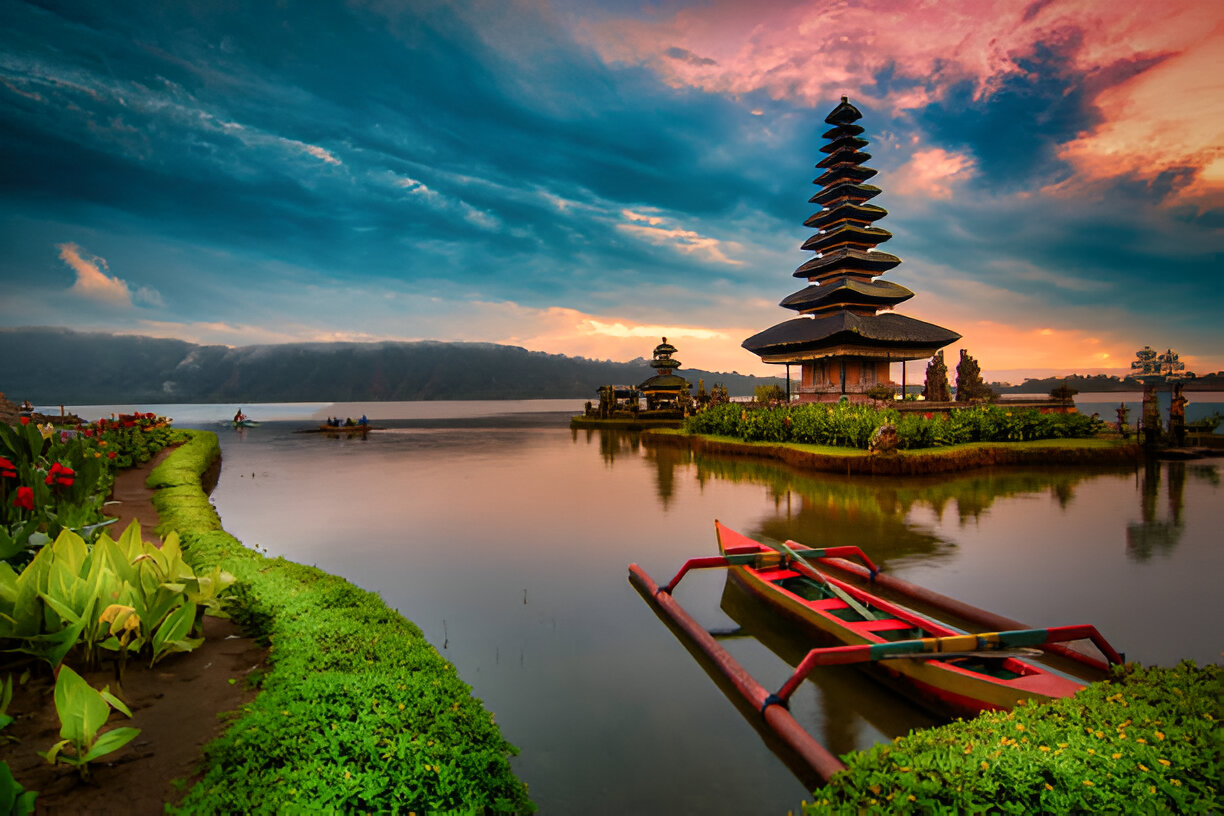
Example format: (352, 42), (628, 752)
(628, 521), (1124, 781)
(711, 521), (1122, 717)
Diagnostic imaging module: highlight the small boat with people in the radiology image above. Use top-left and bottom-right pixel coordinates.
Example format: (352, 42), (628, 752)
(297, 415), (378, 436)
(231, 408), (258, 428)
(628, 521), (1124, 782)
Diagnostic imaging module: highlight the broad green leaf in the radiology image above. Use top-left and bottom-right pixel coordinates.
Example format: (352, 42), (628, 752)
(80, 726), (141, 763)
(12, 621), (85, 669)
(39, 738), (69, 765)
(152, 601), (194, 654)
(98, 687), (133, 718)
(50, 530), (89, 576)
(53, 666), (109, 744)
(0, 563), (19, 607)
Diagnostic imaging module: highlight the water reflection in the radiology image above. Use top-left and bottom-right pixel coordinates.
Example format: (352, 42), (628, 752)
(717, 576), (938, 755)
(1126, 460), (1191, 560)
(685, 455), (1140, 571)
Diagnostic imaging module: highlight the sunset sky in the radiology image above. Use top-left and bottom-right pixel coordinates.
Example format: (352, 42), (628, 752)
(2, 0), (1221, 382)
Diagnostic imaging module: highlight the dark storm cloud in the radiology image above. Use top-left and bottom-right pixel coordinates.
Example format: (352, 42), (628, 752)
(0, 1), (791, 309)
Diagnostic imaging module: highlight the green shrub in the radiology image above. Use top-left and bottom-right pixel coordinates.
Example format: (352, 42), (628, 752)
(805, 662), (1222, 814)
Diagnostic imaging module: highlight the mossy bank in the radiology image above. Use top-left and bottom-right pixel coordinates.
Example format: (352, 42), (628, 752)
(149, 431), (535, 814)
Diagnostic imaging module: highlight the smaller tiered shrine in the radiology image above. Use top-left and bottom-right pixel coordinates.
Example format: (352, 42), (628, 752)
(639, 338), (692, 412)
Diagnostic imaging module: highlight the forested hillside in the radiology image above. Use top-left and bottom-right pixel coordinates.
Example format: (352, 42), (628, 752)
(1, 327), (783, 403)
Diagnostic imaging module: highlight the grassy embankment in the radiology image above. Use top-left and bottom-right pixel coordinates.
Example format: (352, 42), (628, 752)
(147, 431), (534, 815)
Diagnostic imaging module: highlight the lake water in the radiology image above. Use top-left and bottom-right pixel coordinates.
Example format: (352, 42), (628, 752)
(63, 399), (1224, 814)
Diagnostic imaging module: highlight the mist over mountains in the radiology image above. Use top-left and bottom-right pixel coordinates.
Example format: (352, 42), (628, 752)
(1, 327), (785, 404)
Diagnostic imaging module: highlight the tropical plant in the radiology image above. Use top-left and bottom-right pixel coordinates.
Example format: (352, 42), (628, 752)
(0, 524), (231, 671)
(0, 761), (36, 816)
(39, 665), (139, 781)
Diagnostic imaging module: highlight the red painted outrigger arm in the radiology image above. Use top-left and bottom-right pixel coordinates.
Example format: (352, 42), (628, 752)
(773, 625), (1124, 708)
(628, 562), (848, 784)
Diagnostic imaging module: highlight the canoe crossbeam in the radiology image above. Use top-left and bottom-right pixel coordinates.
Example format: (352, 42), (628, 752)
(773, 624), (1125, 705)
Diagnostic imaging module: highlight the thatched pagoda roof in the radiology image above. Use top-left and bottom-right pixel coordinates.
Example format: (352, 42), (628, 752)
(743, 312), (961, 357)
(779, 279), (914, 312)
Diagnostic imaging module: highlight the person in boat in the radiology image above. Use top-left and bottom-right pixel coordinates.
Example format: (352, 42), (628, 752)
(19, 400), (33, 415)
(358, 414), (368, 426)
(234, 408), (246, 424)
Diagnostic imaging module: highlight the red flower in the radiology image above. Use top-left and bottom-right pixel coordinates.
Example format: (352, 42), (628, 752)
(19, 416), (29, 425)
(107, 451), (117, 459)
(0, 457), (15, 479)
(13, 486), (33, 511)
(924, 412), (934, 420)
(45, 462), (75, 487)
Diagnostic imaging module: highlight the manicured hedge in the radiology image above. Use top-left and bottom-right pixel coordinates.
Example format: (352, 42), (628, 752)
(153, 431), (535, 814)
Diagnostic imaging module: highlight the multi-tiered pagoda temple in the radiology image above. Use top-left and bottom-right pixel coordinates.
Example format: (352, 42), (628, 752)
(743, 98), (959, 401)
(639, 337), (692, 411)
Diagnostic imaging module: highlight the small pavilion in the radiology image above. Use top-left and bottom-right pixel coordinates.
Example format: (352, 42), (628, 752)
(742, 98), (959, 401)
(638, 338), (692, 412)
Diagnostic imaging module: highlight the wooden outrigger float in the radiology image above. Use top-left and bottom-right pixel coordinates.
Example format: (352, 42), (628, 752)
(628, 520), (1124, 784)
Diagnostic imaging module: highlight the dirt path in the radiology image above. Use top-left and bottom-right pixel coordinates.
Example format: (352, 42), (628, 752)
(0, 448), (268, 814)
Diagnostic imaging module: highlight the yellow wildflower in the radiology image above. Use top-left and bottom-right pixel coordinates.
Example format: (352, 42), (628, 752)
(1083, 780), (1094, 787)
(1111, 753), (1122, 760)
(1158, 759), (1171, 767)
(1139, 764), (1149, 772)
(1154, 731), (1165, 740)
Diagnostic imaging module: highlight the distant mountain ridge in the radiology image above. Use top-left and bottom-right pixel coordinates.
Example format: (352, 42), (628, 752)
(0, 327), (785, 404)
(992, 372), (1224, 394)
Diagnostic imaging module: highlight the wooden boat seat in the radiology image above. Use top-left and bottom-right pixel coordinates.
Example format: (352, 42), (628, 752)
(756, 568), (801, 582)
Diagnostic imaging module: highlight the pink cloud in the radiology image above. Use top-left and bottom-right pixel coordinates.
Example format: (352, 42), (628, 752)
(892, 148), (976, 199)
(58, 243), (132, 306)
(577, 0), (1224, 205)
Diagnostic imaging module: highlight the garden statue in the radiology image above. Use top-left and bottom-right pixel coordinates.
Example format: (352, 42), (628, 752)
(923, 350), (951, 402)
(1141, 383), (1161, 447)
(868, 422), (900, 454)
